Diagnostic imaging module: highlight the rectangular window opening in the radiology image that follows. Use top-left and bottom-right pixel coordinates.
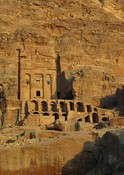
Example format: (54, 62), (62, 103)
(36, 91), (40, 97)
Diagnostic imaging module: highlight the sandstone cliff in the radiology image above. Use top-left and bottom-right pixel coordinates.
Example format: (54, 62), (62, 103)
(0, 127), (124, 175)
(0, 0), (123, 106)
(0, 130), (96, 175)
(0, 1), (124, 175)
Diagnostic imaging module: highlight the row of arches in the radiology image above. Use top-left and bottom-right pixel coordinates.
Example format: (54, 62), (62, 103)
(83, 113), (109, 123)
(31, 101), (67, 112)
(41, 112), (109, 124)
(29, 100), (94, 113)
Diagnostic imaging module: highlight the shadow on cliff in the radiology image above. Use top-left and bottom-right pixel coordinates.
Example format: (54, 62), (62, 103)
(55, 54), (75, 100)
(0, 85), (7, 129)
(100, 88), (124, 116)
(100, 94), (117, 110)
(62, 138), (99, 175)
(62, 131), (124, 175)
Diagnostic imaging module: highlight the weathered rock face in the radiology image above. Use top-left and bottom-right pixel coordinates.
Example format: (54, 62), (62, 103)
(0, 1), (124, 174)
(87, 130), (124, 175)
(0, 0), (124, 105)
(0, 131), (96, 175)
(1, 127), (124, 175)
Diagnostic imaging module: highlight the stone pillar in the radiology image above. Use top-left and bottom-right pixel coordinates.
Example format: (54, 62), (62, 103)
(44, 74), (52, 99)
(74, 101), (77, 112)
(38, 101), (41, 113)
(51, 72), (57, 99)
(67, 102), (70, 113)
(48, 101), (51, 113)
(19, 101), (25, 120)
(83, 103), (87, 112)
(58, 101), (62, 114)
(90, 114), (93, 123)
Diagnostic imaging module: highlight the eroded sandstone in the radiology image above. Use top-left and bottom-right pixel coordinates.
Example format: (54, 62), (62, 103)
(0, 0), (124, 175)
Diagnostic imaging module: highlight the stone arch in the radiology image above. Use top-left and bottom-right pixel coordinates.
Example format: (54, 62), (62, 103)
(85, 116), (90, 123)
(78, 118), (82, 122)
(33, 111), (40, 114)
(102, 117), (109, 122)
(94, 108), (98, 112)
(77, 102), (84, 112)
(53, 113), (59, 120)
(43, 113), (49, 116)
(92, 113), (99, 123)
(69, 102), (74, 110)
(0, 84), (3, 91)
(31, 100), (38, 111)
(60, 101), (67, 112)
(62, 113), (68, 121)
(86, 105), (92, 112)
(50, 102), (57, 112)
(41, 101), (48, 112)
